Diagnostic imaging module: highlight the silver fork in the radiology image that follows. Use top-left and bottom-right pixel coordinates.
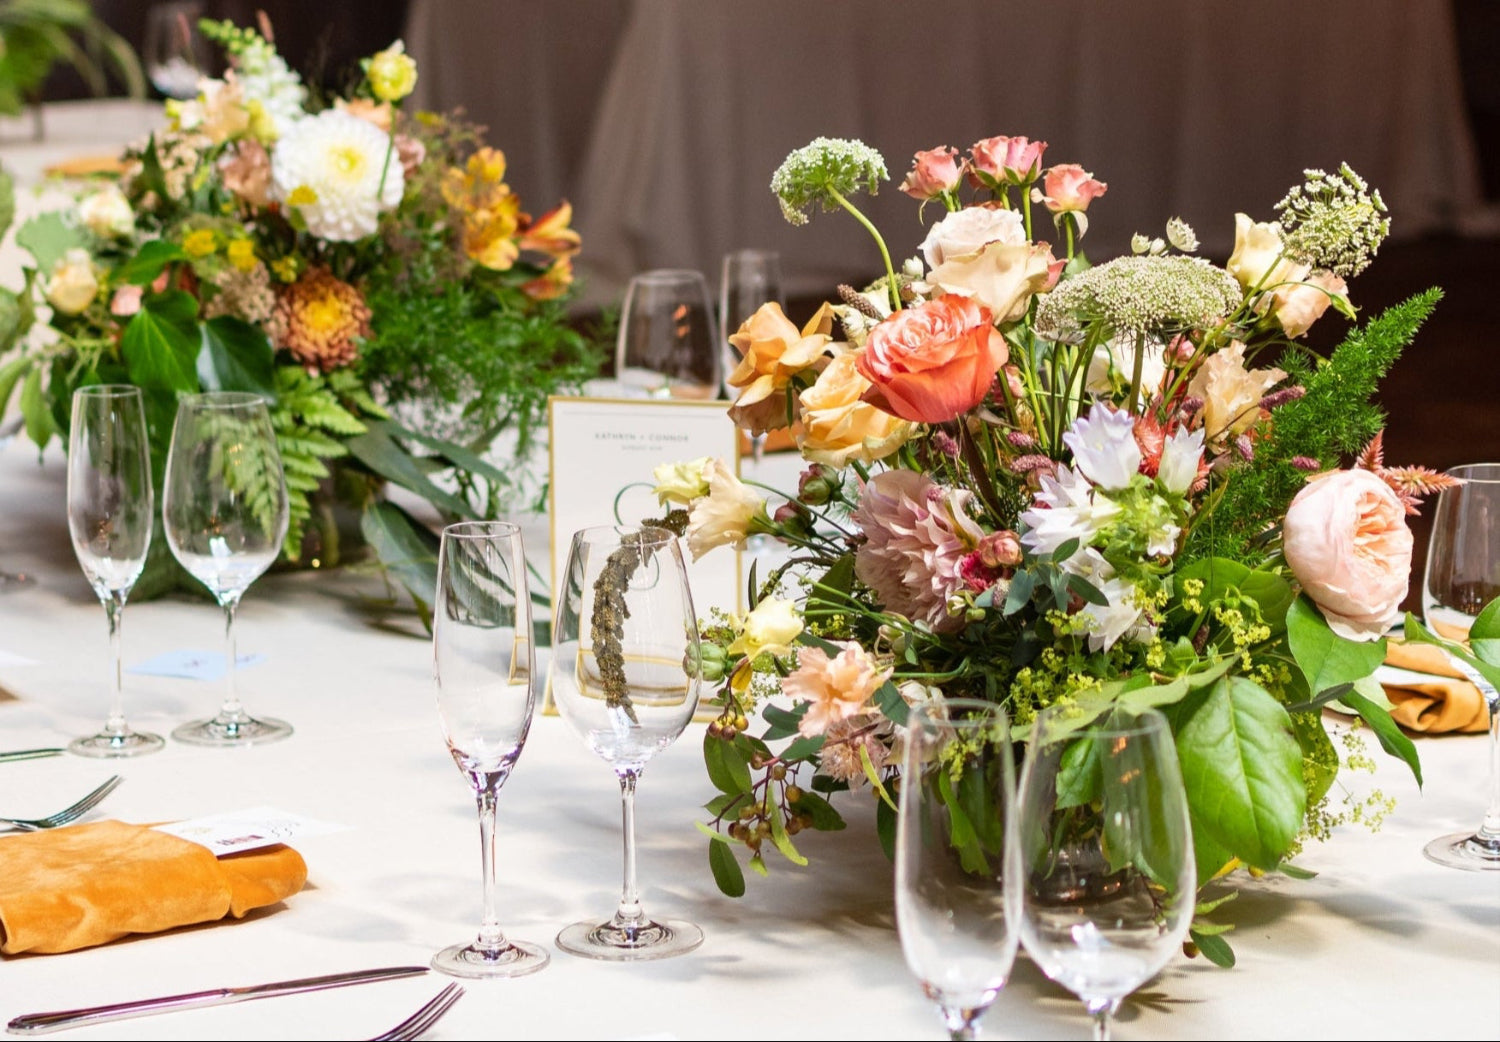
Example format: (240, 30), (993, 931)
(0, 775), (123, 831)
(368, 983), (465, 1042)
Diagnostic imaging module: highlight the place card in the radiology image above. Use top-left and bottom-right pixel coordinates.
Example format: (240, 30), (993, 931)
(128, 649), (266, 681)
(154, 806), (349, 857)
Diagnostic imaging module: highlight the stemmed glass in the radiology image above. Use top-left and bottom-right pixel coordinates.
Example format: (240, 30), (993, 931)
(432, 521), (549, 978)
(896, 700), (1018, 1040)
(718, 249), (785, 401)
(65, 386), (164, 757)
(163, 392), (291, 746)
(1421, 462), (1500, 870)
(144, 2), (210, 100)
(615, 270), (719, 400)
(1013, 707), (1194, 1042)
(550, 524), (704, 960)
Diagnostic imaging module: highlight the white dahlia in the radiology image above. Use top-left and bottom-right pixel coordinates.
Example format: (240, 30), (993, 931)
(271, 110), (404, 242)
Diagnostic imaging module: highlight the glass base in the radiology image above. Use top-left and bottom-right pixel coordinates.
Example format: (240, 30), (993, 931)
(1424, 830), (1500, 871)
(556, 917), (703, 962)
(432, 938), (549, 979)
(172, 715), (292, 747)
(69, 729), (165, 758)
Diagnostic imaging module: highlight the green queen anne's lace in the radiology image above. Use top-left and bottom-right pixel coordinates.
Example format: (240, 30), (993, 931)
(770, 137), (889, 225)
(1035, 254), (1242, 339)
(1275, 164), (1390, 278)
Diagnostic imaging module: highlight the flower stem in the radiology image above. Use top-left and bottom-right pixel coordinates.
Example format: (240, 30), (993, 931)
(828, 186), (900, 313)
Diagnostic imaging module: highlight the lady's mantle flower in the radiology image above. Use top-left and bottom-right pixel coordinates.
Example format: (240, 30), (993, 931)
(1035, 255), (1241, 340)
(268, 267), (372, 372)
(272, 109), (404, 242)
(770, 137), (888, 226)
(782, 641), (890, 738)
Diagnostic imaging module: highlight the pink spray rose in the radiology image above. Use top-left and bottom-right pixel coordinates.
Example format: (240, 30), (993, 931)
(1034, 164), (1108, 213)
(969, 135), (1047, 186)
(900, 147), (964, 200)
(1282, 469), (1414, 641)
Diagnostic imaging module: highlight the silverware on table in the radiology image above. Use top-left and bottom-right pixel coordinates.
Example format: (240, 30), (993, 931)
(368, 983), (465, 1042)
(6, 966), (431, 1035)
(0, 749), (65, 764)
(0, 775), (122, 831)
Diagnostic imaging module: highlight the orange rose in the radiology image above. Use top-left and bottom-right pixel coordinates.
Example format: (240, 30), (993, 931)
(727, 301), (835, 434)
(855, 296), (1007, 424)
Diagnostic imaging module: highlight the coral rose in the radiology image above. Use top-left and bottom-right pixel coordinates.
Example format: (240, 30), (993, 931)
(1283, 469), (1413, 641)
(856, 296), (1007, 424)
(969, 135), (1047, 186)
(796, 352), (915, 467)
(726, 301), (835, 434)
(1034, 164), (1108, 213)
(900, 147), (964, 201)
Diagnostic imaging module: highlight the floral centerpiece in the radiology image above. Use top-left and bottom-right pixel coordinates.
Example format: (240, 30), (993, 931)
(655, 134), (1488, 964)
(0, 20), (598, 613)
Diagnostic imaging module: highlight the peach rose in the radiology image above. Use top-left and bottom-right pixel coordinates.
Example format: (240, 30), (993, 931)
(1283, 469), (1413, 641)
(922, 239), (1056, 323)
(969, 135), (1047, 186)
(856, 295), (1007, 424)
(1034, 164), (1107, 213)
(1185, 341), (1287, 442)
(1272, 271), (1349, 338)
(796, 352), (915, 467)
(726, 301), (835, 434)
(782, 641), (891, 737)
(900, 146), (964, 200)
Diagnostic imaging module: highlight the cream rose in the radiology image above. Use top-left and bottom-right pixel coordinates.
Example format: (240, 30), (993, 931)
(922, 240), (1056, 324)
(728, 597), (804, 660)
(652, 457), (712, 508)
(685, 458), (766, 559)
(797, 352), (914, 467)
(78, 186), (134, 239)
(45, 249), (99, 315)
(919, 206), (1025, 269)
(1283, 469), (1413, 641)
(1186, 341), (1287, 441)
(1273, 271), (1349, 338)
(1226, 213), (1308, 295)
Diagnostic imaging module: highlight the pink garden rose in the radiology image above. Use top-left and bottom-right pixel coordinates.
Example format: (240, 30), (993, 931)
(1034, 164), (1108, 213)
(900, 147), (964, 200)
(856, 295), (1008, 424)
(1283, 469), (1414, 641)
(969, 135), (1047, 186)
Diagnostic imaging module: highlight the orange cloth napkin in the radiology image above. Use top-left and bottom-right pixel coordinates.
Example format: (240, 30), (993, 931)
(0, 820), (306, 955)
(1381, 640), (1492, 734)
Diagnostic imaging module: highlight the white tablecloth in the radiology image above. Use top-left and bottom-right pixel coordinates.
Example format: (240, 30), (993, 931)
(0, 436), (1497, 1040)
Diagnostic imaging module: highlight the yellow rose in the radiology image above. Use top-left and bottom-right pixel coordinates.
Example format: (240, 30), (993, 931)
(368, 40), (418, 103)
(44, 249), (99, 315)
(1186, 341), (1287, 442)
(796, 352), (914, 467)
(726, 301), (835, 435)
(652, 457), (712, 508)
(727, 597), (803, 661)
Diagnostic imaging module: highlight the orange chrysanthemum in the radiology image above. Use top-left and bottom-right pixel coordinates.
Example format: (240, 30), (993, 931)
(269, 266), (372, 372)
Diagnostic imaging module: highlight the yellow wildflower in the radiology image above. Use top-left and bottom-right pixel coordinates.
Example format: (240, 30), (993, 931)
(227, 239), (258, 272)
(182, 228), (217, 258)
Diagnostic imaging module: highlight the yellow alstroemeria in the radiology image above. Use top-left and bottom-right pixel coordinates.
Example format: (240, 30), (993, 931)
(521, 256), (574, 300)
(519, 201), (581, 259)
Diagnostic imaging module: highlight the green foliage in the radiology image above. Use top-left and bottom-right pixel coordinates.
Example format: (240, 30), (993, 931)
(1183, 290), (1441, 564)
(268, 366), (367, 558)
(1285, 596), (1387, 696)
(0, 0), (144, 115)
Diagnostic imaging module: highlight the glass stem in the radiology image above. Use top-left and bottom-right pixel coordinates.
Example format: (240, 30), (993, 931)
(1086, 997), (1119, 1042)
(937, 1004), (980, 1040)
(220, 597), (244, 722)
(475, 777), (506, 950)
(615, 769), (644, 929)
(1479, 702), (1500, 845)
(103, 592), (127, 736)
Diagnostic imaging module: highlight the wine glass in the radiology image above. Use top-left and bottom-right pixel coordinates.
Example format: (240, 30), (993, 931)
(896, 699), (1019, 1040)
(65, 386), (164, 757)
(432, 521), (549, 978)
(550, 524), (704, 960)
(144, 2), (210, 100)
(1013, 707), (1195, 1042)
(1422, 461), (1500, 870)
(615, 270), (719, 400)
(0, 417), (37, 593)
(163, 392), (291, 746)
(719, 249), (785, 401)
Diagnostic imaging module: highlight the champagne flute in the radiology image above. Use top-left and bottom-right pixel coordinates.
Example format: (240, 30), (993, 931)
(896, 699), (1018, 1040)
(550, 524), (704, 960)
(144, 2), (210, 100)
(1422, 461), (1500, 870)
(718, 249), (785, 402)
(1013, 707), (1194, 1042)
(615, 270), (719, 400)
(66, 386), (164, 757)
(163, 392), (291, 746)
(432, 521), (549, 978)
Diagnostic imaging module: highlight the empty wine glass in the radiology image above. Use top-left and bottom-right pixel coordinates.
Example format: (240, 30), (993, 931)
(66, 386), (164, 757)
(719, 249), (784, 401)
(615, 270), (719, 400)
(144, 2), (210, 100)
(1013, 707), (1194, 1042)
(432, 521), (549, 978)
(896, 700), (1018, 1040)
(1422, 462), (1500, 871)
(163, 392), (291, 746)
(550, 524), (703, 960)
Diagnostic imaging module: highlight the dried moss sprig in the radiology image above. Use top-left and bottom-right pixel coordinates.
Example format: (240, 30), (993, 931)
(590, 532), (646, 723)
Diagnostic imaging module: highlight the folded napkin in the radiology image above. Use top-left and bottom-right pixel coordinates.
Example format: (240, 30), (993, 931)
(0, 820), (306, 955)
(1381, 640), (1491, 735)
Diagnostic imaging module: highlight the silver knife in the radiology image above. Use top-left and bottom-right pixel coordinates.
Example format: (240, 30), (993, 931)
(6, 966), (430, 1035)
(0, 749), (65, 764)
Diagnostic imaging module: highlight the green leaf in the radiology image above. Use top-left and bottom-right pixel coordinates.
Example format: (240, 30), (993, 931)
(0, 166), (14, 241)
(1190, 929), (1236, 968)
(121, 291), (201, 393)
(703, 731), (752, 795)
(791, 790), (845, 831)
(707, 837), (746, 897)
(1055, 736), (1102, 810)
(693, 820), (735, 845)
(1289, 708), (1338, 806)
(1403, 606), (1500, 690)
(1171, 676), (1306, 871)
(761, 702), (806, 741)
(1068, 573), (1109, 607)
(0, 353), (31, 417)
(876, 792), (896, 861)
(1193, 828), (1236, 886)
(703, 793), (741, 818)
(1286, 596), (1386, 695)
(360, 501), (440, 627)
(374, 419), (509, 487)
(1177, 557), (1296, 634)
(1340, 690), (1423, 787)
(19, 364), (55, 449)
(198, 316), (276, 397)
(345, 425), (476, 519)
(873, 678), (909, 727)
(1003, 568), (1034, 616)
(781, 733), (825, 761)
(767, 801), (808, 866)
(115, 240), (188, 287)
(1051, 537), (1080, 563)
(1277, 861), (1318, 880)
(15, 212), (85, 273)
